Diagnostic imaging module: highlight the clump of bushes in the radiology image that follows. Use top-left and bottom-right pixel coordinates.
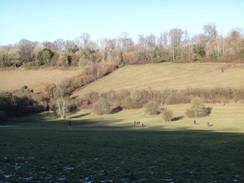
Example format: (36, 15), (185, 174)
(185, 88), (244, 103)
(161, 108), (173, 122)
(0, 90), (43, 117)
(144, 101), (159, 115)
(83, 91), (99, 103)
(166, 92), (191, 104)
(101, 89), (130, 107)
(185, 98), (211, 118)
(121, 90), (150, 109)
(36, 48), (54, 66)
(92, 98), (111, 115)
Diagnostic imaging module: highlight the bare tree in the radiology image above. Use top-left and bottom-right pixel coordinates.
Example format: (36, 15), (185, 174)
(18, 39), (38, 63)
(158, 32), (169, 49)
(82, 33), (91, 44)
(146, 33), (156, 52)
(53, 38), (65, 51)
(203, 23), (218, 41)
(119, 32), (134, 51)
(56, 98), (69, 119)
(74, 32), (91, 49)
(42, 41), (55, 51)
(137, 34), (147, 50)
(169, 28), (184, 60)
(65, 40), (78, 53)
(225, 28), (244, 59)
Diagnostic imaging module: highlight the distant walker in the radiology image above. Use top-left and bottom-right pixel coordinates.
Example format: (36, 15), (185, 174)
(68, 121), (72, 130)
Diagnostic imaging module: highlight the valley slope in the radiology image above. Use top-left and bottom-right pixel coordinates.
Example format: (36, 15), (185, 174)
(73, 63), (244, 97)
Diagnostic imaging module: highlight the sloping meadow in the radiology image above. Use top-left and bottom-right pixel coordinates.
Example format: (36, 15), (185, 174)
(73, 63), (244, 98)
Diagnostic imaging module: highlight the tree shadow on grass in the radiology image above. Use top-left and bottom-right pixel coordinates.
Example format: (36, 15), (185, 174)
(171, 115), (184, 121)
(71, 113), (90, 119)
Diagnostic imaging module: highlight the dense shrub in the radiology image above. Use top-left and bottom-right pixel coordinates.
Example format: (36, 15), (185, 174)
(92, 98), (111, 115)
(130, 90), (149, 108)
(162, 108), (173, 122)
(166, 92), (191, 104)
(0, 91), (43, 117)
(184, 88), (244, 103)
(84, 91), (99, 103)
(36, 48), (54, 66)
(144, 101), (159, 115)
(63, 54), (72, 66)
(147, 89), (163, 104)
(185, 98), (211, 118)
(74, 98), (91, 109)
(82, 63), (116, 79)
(101, 89), (130, 107)
(45, 84), (57, 98)
(59, 79), (73, 96)
(121, 96), (134, 109)
(121, 90), (149, 109)
(82, 64), (97, 75)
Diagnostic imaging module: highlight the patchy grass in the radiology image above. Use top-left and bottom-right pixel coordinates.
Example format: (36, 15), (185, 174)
(73, 63), (244, 97)
(0, 67), (80, 92)
(0, 103), (243, 182)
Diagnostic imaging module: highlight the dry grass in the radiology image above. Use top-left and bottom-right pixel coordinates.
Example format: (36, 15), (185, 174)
(0, 67), (80, 92)
(73, 63), (244, 97)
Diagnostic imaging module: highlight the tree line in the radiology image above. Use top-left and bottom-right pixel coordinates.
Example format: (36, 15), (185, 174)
(1, 23), (244, 68)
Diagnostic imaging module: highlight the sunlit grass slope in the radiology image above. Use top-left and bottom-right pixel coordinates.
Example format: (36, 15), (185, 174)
(0, 68), (80, 92)
(73, 63), (244, 97)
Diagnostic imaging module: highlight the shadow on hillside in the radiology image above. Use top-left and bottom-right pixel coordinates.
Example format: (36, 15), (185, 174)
(111, 106), (123, 114)
(71, 113), (90, 119)
(171, 115), (184, 121)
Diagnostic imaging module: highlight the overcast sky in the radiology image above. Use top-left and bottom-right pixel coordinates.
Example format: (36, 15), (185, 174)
(0, 0), (244, 45)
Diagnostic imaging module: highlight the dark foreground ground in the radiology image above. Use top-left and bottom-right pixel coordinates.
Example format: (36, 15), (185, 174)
(0, 122), (243, 183)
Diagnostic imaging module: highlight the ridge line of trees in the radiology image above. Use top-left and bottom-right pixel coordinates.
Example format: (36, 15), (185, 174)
(1, 24), (244, 68)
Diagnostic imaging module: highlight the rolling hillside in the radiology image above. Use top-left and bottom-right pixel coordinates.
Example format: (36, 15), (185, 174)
(73, 63), (244, 97)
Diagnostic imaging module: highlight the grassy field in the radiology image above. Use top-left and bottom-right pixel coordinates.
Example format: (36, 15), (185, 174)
(0, 103), (243, 182)
(72, 63), (244, 97)
(0, 67), (80, 92)
(1, 63), (244, 182)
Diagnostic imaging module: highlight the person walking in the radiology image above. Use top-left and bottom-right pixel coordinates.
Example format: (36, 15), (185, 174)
(68, 121), (72, 130)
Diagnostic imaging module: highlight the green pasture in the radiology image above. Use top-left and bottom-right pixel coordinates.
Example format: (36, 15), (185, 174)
(1, 103), (243, 182)
(72, 63), (244, 98)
